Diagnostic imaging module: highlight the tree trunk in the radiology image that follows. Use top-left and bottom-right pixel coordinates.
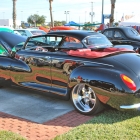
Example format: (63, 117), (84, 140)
(12, 0), (17, 29)
(110, 0), (116, 27)
(49, 0), (54, 27)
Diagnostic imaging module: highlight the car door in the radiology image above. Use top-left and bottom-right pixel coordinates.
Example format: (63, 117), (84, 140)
(111, 30), (127, 45)
(50, 36), (84, 96)
(15, 50), (51, 89)
(103, 29), (129, 45)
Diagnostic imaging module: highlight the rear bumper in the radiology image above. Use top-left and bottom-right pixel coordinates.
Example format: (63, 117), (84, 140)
(120, 103), (140, 110)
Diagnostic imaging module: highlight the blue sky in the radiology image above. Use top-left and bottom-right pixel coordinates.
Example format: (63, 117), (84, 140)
(0, 0), (140, 24)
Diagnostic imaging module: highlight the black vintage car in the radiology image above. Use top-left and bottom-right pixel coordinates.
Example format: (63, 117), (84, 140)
(0, 30), (140, 115)
(102, 27), (140, 53)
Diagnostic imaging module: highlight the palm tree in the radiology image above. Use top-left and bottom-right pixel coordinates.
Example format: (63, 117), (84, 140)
(12, 0), (17, 29)
(110, 0), (116, 27)
(49, 0), (54, 27)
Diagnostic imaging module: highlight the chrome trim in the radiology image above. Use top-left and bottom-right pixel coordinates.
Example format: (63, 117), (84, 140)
(51, 57), (114, 67)
(120, 103), (140, 109)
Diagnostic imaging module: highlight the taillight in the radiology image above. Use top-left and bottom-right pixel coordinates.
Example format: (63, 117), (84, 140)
(120, 74), (136, 91)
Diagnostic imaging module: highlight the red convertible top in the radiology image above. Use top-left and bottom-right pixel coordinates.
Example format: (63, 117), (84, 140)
(67, 48), (134, 59)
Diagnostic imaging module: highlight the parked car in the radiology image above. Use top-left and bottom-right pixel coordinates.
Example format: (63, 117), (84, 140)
(0, 31), (26, 52)
(0, 30), (140, 115)
(14, 28), (47, 37)
(0, 26), (14, 33)
(102, 27), (140, 53)
(49, 26), (77, 32)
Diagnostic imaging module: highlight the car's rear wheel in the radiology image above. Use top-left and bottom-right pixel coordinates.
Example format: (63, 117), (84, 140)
(71, 83), (104, 115)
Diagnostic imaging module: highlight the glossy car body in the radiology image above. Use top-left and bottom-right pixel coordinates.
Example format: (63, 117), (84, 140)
(0, 30), (140, 115)
(0, 31), (26, 52)
(14, 28), (47, 37)
(102, 27), (140, 53)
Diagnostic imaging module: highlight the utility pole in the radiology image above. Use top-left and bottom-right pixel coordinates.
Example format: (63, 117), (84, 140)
(91, 2), (93, 23)
(90, 2), (94, 23)
(101, 0), (104, 23)
(64, 11), (69, 23)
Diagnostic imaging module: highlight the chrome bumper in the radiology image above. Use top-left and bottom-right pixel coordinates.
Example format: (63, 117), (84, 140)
(120, 103), (140, 109)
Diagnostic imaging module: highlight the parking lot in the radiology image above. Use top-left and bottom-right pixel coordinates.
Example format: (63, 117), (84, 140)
(0, 86), (74, 123)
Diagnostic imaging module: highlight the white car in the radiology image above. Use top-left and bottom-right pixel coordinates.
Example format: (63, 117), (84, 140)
(14, 28), (47, 37)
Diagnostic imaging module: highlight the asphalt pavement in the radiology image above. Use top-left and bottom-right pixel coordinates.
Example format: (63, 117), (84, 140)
(0, 86), (74, 123)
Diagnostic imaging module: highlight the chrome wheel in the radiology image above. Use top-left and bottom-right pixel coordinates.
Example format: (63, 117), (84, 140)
(71, 84), (97, 114)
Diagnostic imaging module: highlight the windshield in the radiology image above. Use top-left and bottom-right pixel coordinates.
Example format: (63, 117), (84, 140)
(25, 36), (63, 49)
(31, 30), (46, 36)
(127, 28), (139, 36)
(83, 34), (113, 49)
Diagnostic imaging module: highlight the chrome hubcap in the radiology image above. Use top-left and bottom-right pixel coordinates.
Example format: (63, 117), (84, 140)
(72, 84), (96, 113)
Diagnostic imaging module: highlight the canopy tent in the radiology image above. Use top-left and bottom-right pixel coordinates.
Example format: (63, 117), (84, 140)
(119, 15), (140, 26)
(64, 21), (80, 26)
(64, 21), (101, 27)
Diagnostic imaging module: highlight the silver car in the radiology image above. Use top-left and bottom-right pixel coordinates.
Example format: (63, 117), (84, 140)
(14, 28), (47, 37)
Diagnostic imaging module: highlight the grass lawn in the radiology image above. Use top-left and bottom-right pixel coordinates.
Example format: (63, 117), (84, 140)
(54, 109), (140, 140)
(0, 109), (140, 140)
(0, 130), (26, 140)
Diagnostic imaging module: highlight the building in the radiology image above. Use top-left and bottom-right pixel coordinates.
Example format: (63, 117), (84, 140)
(0, 19), (21, 28)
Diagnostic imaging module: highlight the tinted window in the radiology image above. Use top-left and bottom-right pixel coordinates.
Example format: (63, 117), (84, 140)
(114, 31), (122, 38)
(103, 30), (113, 38)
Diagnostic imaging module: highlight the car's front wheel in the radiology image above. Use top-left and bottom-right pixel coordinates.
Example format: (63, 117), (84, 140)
(71, 83), (104, 115)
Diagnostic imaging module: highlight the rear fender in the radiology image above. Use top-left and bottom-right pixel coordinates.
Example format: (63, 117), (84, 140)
(68, 66), (136, 105)
(69, 66), (122, 91)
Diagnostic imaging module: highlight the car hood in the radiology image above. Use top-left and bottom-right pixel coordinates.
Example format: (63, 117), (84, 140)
(0, 31), (27, 49)
(112, 53), (140, 76)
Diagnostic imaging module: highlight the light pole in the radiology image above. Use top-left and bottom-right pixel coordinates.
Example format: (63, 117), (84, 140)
(85, 11), (87, 23)
(68, 11), (70, 22)
(116, 12), (118, 22)
(64, 11), (69, 23)
(21, 11), (23, 21)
